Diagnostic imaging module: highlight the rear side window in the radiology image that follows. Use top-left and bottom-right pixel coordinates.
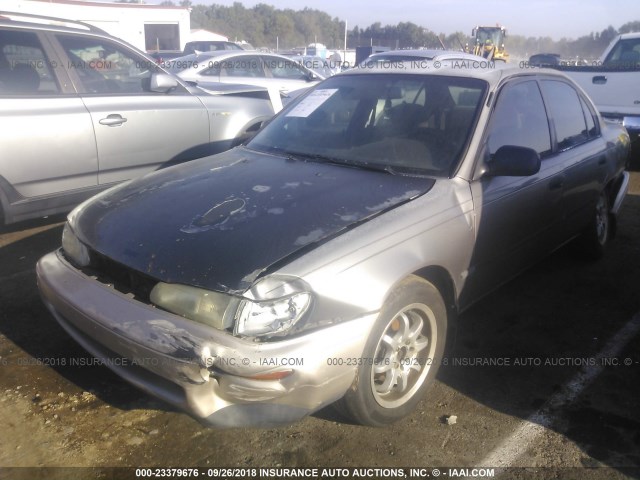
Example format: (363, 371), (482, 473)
(540, 80), (589, 150)
(487, 80), (551, 158)
(200, 61), (221, 77)
(580, 97), (598, 138)
(266, 57), (309, 80)
(218, 56), (265, 78)
(0, 29), (59, 95)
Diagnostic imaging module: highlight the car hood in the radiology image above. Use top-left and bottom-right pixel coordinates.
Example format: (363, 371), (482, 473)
(74, 147), (435, 294)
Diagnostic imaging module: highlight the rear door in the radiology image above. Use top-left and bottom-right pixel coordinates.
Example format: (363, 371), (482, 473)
(52, 33), (210, 185)
(0, 28), (97, 205)
(539, 79), (608, 240)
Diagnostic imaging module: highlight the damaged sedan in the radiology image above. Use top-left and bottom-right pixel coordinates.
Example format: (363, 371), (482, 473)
(37, 64), (630, 428)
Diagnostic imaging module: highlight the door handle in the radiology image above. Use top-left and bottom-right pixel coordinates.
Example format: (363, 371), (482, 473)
(99, 114), (127, 126)
(592, 75), (607, 85)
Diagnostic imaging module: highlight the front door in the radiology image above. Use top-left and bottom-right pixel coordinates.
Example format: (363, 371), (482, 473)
(53, 33), (210, 185)
(461, 79), (566, 307)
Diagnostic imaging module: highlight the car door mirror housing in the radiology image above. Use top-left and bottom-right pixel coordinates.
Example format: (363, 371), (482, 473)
(487, 145), (541, 177)
(149, 72), (178, 93)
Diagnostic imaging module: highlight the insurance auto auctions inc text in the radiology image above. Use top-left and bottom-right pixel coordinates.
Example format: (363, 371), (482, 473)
(253, 467), (495, 478)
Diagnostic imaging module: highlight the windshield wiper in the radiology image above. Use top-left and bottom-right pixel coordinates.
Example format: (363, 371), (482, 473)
(248, 146), (409, 176)
(285, 151), (399, 175)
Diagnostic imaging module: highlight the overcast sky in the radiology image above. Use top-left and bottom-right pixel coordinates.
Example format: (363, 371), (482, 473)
(169, 0), (639, 40)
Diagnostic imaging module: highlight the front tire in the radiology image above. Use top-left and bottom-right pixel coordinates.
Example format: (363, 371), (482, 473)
(338, 275), (447, 426)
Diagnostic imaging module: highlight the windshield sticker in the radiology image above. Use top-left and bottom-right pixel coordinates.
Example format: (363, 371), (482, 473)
(286, 89), (338, 117)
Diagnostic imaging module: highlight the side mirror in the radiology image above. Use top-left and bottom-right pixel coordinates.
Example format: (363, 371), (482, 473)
(471, 28), (476, 37)
(149, 72), (178, 93)
(486, 145), (541, 177)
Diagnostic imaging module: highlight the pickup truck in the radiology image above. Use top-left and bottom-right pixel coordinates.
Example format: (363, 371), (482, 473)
(551, 33), (640, 145)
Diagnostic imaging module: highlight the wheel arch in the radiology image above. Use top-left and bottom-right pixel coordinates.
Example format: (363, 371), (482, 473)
(410, 265), (459, 352)
(230, 117), (268, 147)
(604, 174), (625, 239)
(0, 176), (13, 226)
(411, 265), (458, 316)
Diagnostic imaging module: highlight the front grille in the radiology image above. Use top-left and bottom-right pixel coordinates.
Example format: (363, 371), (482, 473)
(80, 249), (158, 303)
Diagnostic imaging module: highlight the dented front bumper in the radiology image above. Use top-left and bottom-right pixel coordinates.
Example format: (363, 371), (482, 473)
(36, 250), (377, 428)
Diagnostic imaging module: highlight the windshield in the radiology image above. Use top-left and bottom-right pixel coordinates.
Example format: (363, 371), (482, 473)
(476, 28), (503, 46)
(247, 73), (487, 177)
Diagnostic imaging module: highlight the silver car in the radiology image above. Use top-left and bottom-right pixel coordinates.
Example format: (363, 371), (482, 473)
(166, 51), (322, 96)
(37, 63), (629, 428)
(0, 12), (277, 225)
(362, 48), (487, 66)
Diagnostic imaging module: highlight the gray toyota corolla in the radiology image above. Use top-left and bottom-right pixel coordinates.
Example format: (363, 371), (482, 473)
(37, 63), (630, 428)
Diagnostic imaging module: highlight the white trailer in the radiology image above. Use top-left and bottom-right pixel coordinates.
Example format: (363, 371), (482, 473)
(2, 0), (190, 53)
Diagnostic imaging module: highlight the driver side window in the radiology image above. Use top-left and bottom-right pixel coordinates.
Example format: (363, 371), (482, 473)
(488, 80), (551, 158)
(56, 35), (154, 94)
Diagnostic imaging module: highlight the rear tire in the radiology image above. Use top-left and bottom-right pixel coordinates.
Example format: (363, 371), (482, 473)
(337, 275), (447, 426)
(578, 190), (611, 260)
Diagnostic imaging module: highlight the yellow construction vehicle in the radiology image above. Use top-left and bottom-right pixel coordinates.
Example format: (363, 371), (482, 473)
(468, 25), (509, 62)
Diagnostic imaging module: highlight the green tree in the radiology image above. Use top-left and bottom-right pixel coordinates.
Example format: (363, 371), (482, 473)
(188, 5), (638, 56)
(619, 21), (640, 34)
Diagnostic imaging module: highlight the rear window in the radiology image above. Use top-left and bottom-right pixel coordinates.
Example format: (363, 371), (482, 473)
(184, 42), (243, 55)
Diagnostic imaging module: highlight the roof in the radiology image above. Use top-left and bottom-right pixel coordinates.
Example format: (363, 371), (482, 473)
(189, 29), (228, 42)
(9, 0), (188, 9)
(368, 49), (483, 62)
(0, 10), (107, 34)
(340, 61), (569, 89)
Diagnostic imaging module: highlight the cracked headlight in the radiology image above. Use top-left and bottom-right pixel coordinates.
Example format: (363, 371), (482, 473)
(150, 283), (237, 330)
(61, 223), (90, 267)
(234, 276), (313, 337)
(151, 276), (313, 338)
(235, 292), (312, 337)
